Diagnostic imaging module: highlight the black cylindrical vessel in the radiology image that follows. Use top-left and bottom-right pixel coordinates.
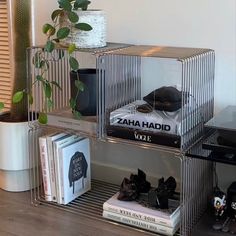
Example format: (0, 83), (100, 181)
(70, 68), (97, 116)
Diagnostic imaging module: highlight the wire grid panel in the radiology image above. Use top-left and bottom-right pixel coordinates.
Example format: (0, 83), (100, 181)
(27, 43), (132, 129)
(98, 46), (215, 151)
(27, 43), (133, 203)
(98, 53), (141, 138)
(181, 156), (213, 236)
(181, 51), (215, 150)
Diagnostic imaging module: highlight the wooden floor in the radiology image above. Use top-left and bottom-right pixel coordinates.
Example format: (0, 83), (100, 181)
(0, 189), (153, 236)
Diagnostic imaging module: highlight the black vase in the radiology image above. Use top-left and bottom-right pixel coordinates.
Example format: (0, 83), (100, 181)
(70, 69), (97, 116)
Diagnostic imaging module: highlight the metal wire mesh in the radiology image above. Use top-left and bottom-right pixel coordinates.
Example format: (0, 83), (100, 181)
(99, 46), (215, 152)
(28, 44), (215, 236)
(181, 51), (215, 150)
(181, 156), (213, 236)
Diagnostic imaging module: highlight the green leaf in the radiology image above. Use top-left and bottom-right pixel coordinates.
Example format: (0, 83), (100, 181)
(51, 81), (62, 90)
(68, 43), (76, 54)
(0, 102), (4, 110)
(42, 24), (55, 36)
(45, 40), (55, 53)
(57, 27), (70, 39)
(58, 0), (72, 11)
(38, 112), (48, 124)
(68, 11), (79, 23)
(74, 23), (92, 31)
(73, 110), (82, 119)
(69, 56), (79, 71)
(42, 23), (53, 34)
(69, 98), (76, 109)
(28, 94), (33, 105)
(74, 0), (91, 10)
(43, 83), (52, 99)
(51, 9), (63, 22)
(36, 75), (44, 81)
(12, 91), (24, 104)
(47, 99), (53, 109)
(75, 80), (85, 91)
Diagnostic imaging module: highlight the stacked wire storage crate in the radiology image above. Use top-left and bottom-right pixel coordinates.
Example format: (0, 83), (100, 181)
(28, 43), (215, 236)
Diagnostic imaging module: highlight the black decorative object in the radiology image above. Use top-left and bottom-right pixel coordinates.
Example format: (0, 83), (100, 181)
(130, 169), (151, 194)
(70, 68), (97, 116)
(148, 176), (177, 209)
(143, 86), (188, 112)
(68, 151), (88, 194)
(227, 182), (236, 220)
(212, 187), (227, 221)
(117, 177), (138, 201)
(118, 169), (151, 201)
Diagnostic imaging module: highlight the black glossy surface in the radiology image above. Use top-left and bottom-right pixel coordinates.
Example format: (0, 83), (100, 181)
(186, 132), (236, 166)
(205, 106), (236, 132)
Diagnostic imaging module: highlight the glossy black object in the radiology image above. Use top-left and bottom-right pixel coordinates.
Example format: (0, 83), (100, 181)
(148, 176), (177, 209)
(143, 86), (188, 112)
(118, 169), (151, 201)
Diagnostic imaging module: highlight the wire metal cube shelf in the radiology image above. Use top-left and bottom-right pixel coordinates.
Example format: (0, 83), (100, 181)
(97, 45), (215, 152)
(27, 43), (215, 236)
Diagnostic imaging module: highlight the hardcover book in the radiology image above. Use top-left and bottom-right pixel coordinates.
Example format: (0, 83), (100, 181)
(38, 135), (52, 201)
(109, 100), (200, 136)
(47, 107), (97, 136)
(52, 134), (83, 204)
(107, 125), (181, 148)
(103, 210), (179, 236)
(58, 138), (91, 204)
(46, 132), (67, 202)
(103, 192), (180, 228)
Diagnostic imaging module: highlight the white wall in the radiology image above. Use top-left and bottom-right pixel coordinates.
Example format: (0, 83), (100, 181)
(32, 0), (236, 189)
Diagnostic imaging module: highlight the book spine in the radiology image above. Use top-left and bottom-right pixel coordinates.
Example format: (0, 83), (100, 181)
(53, 142), (63, 204)
(59, 147), (65, 204)
(47, 114), (97, 135)
(47, 137), (57, 202)
(103, 202), (175, 227)
(38, 137), (52, 201)
(103, 210), (175, 236)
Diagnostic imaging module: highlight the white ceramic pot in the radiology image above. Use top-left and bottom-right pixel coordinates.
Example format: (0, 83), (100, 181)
(0, 117), (32, 192)
(61, 10), (106, 48)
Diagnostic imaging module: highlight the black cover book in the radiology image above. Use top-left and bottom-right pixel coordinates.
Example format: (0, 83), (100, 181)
(107, 125), (181, 148)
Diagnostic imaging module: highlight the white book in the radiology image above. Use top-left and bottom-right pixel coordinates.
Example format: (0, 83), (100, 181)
(47, 107), (97, 136)
(58, 138), (91, 204)
(103, 210), (179, 236)
(38, 136), (52, 201)
(46, 132), (67, 202)
(103, 192), (180, 228)
(52, 134), (83, 204)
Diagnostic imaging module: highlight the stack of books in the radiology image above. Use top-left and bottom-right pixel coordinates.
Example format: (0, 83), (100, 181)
(103, 192), (180, 236)
(38, 132), (91, 205)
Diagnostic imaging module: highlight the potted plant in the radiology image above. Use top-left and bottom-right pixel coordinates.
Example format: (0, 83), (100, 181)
(10, 0), (106, 124)
(0, 0), (105, 191)
(0, 0), (32, 192)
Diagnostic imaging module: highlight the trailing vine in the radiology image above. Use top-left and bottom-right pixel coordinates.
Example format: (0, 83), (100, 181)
(12, 0), (92, 124)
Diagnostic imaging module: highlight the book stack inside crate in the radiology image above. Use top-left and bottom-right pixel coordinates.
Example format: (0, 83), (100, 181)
(38, 131), (91, 205)
(103, 192), (180, 236)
